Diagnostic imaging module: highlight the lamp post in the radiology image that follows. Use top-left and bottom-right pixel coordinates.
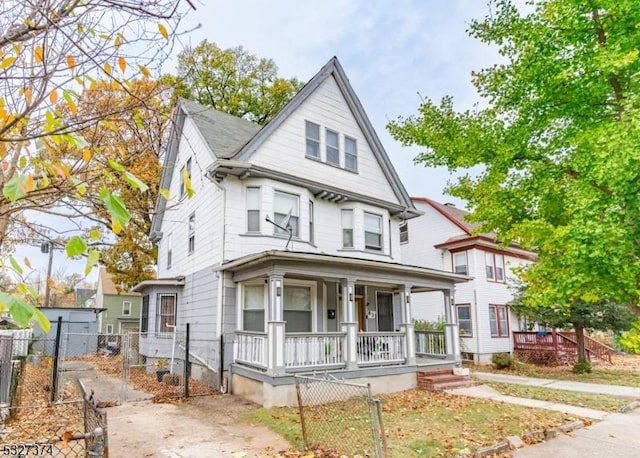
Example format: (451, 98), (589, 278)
(40, 241), (54, 307)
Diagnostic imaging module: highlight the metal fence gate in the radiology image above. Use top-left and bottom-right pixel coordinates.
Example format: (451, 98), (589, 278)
(295, 374), (388, 458)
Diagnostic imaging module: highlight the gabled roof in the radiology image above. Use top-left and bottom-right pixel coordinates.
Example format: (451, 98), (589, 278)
(412, 197), (492, 237)
(98, 267), (140, 297)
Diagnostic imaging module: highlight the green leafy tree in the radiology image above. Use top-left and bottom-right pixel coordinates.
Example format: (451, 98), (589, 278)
(0, 1), (193, 330)
(166, 40), (304, 125)
(388, 0), (640, 367)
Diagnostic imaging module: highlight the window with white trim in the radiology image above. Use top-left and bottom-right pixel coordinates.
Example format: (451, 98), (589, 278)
(341, 209), (354, 248)
(326, 129), (340, 166)
(345, 136), (357, 171)
(122, 301), (131, 316)
(157, 293), (177, 333)
(243, 284), (265, 332)
(399, 221), (408, 244)
(454, 252), (468, 275)
(364, 212), (383, 250)
(305, 121), (320, 158)
(141, 295), (149, 333)
(284, 284), (312, 332)
(456, 304), (472, 336)
(188, 213), (195, 254)
(485, 252), (505, 282)
(105, 324), (114, 334)
(179, 157), (192, 199)
(489, 304), (509, 337)
(246, 187), (261, 232)
(166, 233), (172, 269)
(309, 201), (314, 243)
(273, 191), (299, 236)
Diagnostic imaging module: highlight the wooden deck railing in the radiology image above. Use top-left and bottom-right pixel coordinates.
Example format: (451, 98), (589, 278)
(512, 331), (613, 363)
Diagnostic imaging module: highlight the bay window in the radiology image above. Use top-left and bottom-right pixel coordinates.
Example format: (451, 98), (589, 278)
(364, 212), (382, 250)
(489, 304), (509, 337)
(274, 191), (299, 236)
(341, 209), (354, 248)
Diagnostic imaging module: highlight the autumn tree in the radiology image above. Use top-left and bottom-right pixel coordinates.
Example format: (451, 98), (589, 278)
(166, 40), (304, 125)
(388, 0), (640, 369)
(0, 0), (193, 329)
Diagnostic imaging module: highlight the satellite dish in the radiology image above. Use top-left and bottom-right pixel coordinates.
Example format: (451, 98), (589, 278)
(265, 209), (294, 250)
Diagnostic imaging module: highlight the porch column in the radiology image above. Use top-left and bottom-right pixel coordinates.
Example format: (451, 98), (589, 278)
(443, 288), (461, 362)
(341, 279), (358, 370)
(399, 284), (416, 365)
(267, 275), (285, 375)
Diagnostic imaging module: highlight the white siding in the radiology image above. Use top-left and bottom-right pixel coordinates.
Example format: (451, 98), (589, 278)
(248, 77), (400, 205)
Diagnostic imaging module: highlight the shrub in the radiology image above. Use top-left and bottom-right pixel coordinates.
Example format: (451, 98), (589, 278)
(413, 317), (445, 331)
(491, 352), (515, 370)
(573, 358), (592, 374)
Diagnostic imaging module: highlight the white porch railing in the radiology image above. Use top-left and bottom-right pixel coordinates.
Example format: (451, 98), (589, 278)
(357, 332), (405, 365)
(284, 333), (345, 369)
(415, 330), (446, 357)
(235, 331), (268, 369)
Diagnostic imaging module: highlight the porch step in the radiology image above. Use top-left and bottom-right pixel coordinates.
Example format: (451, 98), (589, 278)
(417, 370), (477, 392)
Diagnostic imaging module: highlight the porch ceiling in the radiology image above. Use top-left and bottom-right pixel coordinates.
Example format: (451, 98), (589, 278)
(218, 250), (469, 290)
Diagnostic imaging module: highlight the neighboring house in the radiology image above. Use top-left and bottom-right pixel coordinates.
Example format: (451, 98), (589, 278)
(401, 198), (536, 364)
(133, 57), (469, 407)
(33, 307), (104, 357)
(75, 288), (97, 307)
(95, 267), (141, 341)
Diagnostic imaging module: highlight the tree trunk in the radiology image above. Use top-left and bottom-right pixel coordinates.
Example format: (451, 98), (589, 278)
(575, 323), (586, 362)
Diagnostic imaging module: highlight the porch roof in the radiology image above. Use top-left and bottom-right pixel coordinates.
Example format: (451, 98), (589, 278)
(218, 250), (470, 291)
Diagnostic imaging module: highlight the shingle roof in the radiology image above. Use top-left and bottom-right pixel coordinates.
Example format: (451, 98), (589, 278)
(412, 197), (494, 237)
(98, 267), (140, 296)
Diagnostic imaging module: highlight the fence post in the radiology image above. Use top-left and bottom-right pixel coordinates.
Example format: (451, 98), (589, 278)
(51, 316), (63, 403)
(295, 377), (309, 450)
(184, 323), (190, 398)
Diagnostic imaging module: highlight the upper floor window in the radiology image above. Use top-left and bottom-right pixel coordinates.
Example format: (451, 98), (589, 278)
(341, 209), (354, 248)
(456, 304), (472, 336)
(274, 191), (299, 237)
(364, 212), (382, 251)
(326, 129), (340, 166)
(489, 304), (509, 337)
(179, 157), (192, 199)
(246, 187), (261, 232)
(305, 121), (320, 158)
(166, 233), (172, 269)
(188, 213), (195, 254)
(399, 221), (408, 244)
(122, 301), (131, 316)
(345, 136), (357, 171)
(157, 293), (177, 333)
(485, 252), (505, 282)
(454, 252), (468, 275)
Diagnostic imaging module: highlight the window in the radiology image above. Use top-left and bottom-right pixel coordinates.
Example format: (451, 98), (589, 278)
(309, 201), (314, 243)
(122, 301), (131, 316)
(141, 295), (149, 333)
(399, 221), (408, 244)
(243, 285), (265, 332)
(326, 129), (339, 166)
(341, 209), (354, 248)
(485, 252), (505, 282)
(364, 212), (382, 250)
(456, 304), (472, 336)
(305, 121), (320, 158)
(105, 324), (114, 334)
(489, 304), (509, 337)
(179, 157), (192, 199)
(166, 233), (172, 269)
(284, 285), (312, 332)
(454, 252), (468, 275)
(345, 136), (357, 171)
(157, 293), (177, 332)
(273, 191), (299, 236)
(246, 187), (261, 232)
(188, 213), (195, 254)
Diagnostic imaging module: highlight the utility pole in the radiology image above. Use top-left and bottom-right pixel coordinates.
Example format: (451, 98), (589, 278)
(41, 241), (54, 307)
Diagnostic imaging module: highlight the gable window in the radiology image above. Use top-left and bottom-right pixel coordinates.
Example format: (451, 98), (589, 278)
(274, 191), (299, 236)
(157, 293), (177, 333)
(364, 212), (383, 250)
(345, 136), (357, 171)
(284, 284), (312, 332)
(246, 187), (261, 232)
(456, 304), (472, 336)
(166, 233), (172, 269)
(341, 209), (354, 248)
(188, 213), (195, 254)
(399, 221), (409, 244)
(309, 201), (314, 243)
(122, 301), (131, 316)
(305, 121), (320, 158)
(179, 157), (192, 199)
(489, 304), (509, 337)
(141, 295), (149, 333)
(485, 252), (505, 282)
(326, 129), (340, 166)
(454, 252), (468, 275)
(243, 285), (265, 332)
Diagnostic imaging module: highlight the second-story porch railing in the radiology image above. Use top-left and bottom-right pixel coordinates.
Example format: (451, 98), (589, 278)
(356, 332), (405, 365)
(235, 331), (268, 369)
(415, 330), (446, 358)
(284, 333), (346, 369)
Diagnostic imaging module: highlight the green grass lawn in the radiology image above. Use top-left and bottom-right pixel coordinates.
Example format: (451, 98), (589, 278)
(483, 381), (629, 412)
(245, 389), (581, 457)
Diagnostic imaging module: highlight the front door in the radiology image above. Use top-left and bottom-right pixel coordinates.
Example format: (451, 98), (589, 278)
(377, 292), (394, 332)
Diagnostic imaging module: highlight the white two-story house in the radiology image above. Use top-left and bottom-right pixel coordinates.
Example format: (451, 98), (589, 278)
(401, 198), (536, 364)
(133, 57), (469, 407)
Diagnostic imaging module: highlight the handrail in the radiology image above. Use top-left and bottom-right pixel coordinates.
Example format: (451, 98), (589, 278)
(512, 331), (613, 363)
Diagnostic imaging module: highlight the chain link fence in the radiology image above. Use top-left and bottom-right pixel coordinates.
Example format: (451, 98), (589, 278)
(295, 374), (388, 458)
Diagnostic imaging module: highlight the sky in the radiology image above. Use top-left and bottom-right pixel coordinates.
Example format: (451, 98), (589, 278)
(27, 0), (501, 284)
